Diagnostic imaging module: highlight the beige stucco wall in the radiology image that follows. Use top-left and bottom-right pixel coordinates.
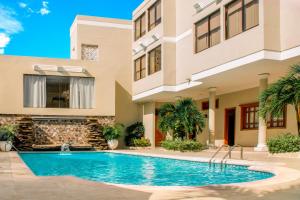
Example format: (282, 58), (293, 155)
(279, 0), (300, 51)
(0, 55), (116, 116)
(151, 86), (298, 147)
(196, 87), (298, 147)
(0, 16), (139, 132)
(132, 0), (300, 95)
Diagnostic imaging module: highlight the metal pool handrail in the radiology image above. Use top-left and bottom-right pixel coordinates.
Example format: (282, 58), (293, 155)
(220, 144), (244, 167)
(209, 144), (230, 165)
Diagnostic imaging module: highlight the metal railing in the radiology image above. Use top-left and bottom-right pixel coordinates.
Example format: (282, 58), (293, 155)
(209, 144), (230, 165)
(209, 144), (244, 167)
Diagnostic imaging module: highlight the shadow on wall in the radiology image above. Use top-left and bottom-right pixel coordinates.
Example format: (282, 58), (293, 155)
(115, 82), (139, 148)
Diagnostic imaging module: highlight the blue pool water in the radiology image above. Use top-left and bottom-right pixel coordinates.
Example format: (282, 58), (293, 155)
(19, 152), (273, 186)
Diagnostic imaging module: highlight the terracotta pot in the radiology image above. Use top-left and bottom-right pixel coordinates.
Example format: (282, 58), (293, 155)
(107, 139), (119, 150)
(0, 141), (12, 152)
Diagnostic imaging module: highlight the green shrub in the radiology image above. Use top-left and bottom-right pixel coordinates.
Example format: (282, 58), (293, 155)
(132, 138), (151, 147)
(161, 139), (204, 152)
(0, 124), (17, 141)
(125, 122), (145, 146)
(102, 123), (124, 141)
(267, 133), (300, 154)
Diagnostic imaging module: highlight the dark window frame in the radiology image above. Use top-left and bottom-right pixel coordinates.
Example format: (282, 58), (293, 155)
(148, 0), (162, 31)
(195, 10), (221, 53)
(134, 13), (146, 41)
(240, 102), (287, 130)
(201, 99), (220, 111)
(225, 0), (259, 40)
(148, 45), (161, 75)
(134, 55), (146, 81)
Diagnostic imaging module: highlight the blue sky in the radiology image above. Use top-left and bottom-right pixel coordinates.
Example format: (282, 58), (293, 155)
(0, 0), (143, 58)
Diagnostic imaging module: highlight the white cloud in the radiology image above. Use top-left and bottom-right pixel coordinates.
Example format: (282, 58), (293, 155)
(42, 1), (49, 8)
(39, 8), (50, 15)
(0, 5), (23, 34)
(0, 5), (23, 54)
(38, 1), (50, 16)
(18, 2), (27, 8)
(0, 33), (10, 53)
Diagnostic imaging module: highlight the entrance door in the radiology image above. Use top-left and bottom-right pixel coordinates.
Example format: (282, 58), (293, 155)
(155, 115), (165, 147)
(225, 108), (236, 146)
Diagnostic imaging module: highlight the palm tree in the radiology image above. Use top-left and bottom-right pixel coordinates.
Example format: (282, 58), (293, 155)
(260, 64), (300, 136)
(158, 98), (205, 139)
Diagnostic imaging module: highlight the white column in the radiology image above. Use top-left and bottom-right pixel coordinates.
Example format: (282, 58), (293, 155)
(208, 87), (216, 146)
(143, 102), (156, 148)
(255, 73), (269, 152)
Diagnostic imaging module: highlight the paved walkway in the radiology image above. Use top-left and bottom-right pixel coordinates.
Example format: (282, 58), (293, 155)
(0, 149), (299, 200)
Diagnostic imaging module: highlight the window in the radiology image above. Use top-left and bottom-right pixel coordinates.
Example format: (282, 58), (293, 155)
(81, 44), (98, 61)
(225, 0), (259, 39)
(202, 99), (219, 110)
(267, 107), (287, 128)
(134, 13), (146, 41)
(148, 45), (161, 75)
(134, 55), (146, 81)
(148, 0), (161, 31)
(46, 76), (70, 108)
(241, 103), (259, 130)
(195, 10), (220, 53)
(24, 75), (95, 109)
(240, 102), (286, 130)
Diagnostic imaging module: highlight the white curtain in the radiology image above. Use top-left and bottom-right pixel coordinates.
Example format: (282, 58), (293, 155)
(69, 77), (80, 109)
(69, 77), (95, 109)
(24, 75), (46, 108)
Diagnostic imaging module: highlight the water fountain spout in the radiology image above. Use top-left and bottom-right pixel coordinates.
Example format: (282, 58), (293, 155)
(61, 143), (70, 152)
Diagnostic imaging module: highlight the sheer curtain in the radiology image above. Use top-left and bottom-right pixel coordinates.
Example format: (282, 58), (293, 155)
(24, 75), (46, 108)
(70, 77), (95, 109)
(69, 77), (80, 109)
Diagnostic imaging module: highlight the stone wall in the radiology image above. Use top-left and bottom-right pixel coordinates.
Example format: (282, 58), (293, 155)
(0, 114), (115, 150)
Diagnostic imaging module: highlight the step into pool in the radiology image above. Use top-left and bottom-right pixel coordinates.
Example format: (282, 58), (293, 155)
(20, 152), (273, 186)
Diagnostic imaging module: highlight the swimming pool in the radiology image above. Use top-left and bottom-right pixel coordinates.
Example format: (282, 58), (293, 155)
(19, 152), (273, 186)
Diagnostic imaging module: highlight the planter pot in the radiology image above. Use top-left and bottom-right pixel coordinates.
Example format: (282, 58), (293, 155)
(0, 141), (12, 152)
(108, 139), (119, 150)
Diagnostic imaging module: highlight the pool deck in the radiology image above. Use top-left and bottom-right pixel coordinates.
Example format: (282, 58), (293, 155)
(1, 149), (300, 200)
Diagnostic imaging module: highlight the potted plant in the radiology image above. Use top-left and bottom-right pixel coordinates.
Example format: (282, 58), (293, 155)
(103, 123), (124, 150)
(0, 124), (17, 152)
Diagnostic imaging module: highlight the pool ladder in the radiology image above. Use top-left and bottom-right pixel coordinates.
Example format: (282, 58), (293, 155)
(209, 144), (244, 168)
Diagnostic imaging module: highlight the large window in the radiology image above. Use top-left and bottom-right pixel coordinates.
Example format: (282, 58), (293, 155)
(46, 76), (70, 108)
(148, 45), (161, 75)
(195, 10), (220, 53)
(225, 0), (259, 39)
(134, 55), (146, 81)
(240, 103), (286, 130)
(134, 13), (146, 41)
(24, 75), (95, 109)
(148, 0), (161, 31)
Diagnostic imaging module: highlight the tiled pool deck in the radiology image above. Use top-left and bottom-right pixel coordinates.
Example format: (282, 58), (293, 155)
(1, 149), (300, 200)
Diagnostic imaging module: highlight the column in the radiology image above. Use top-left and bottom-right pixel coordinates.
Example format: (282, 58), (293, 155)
(143, 102), (156, 148)
(255, 73), (269, 152)
(208, 87), (216, 146)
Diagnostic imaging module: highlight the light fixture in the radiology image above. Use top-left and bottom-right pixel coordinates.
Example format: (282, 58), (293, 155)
(193, 3), (202, 12)
(194, 0), (218, 13)
(152, 34), (160, 41)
